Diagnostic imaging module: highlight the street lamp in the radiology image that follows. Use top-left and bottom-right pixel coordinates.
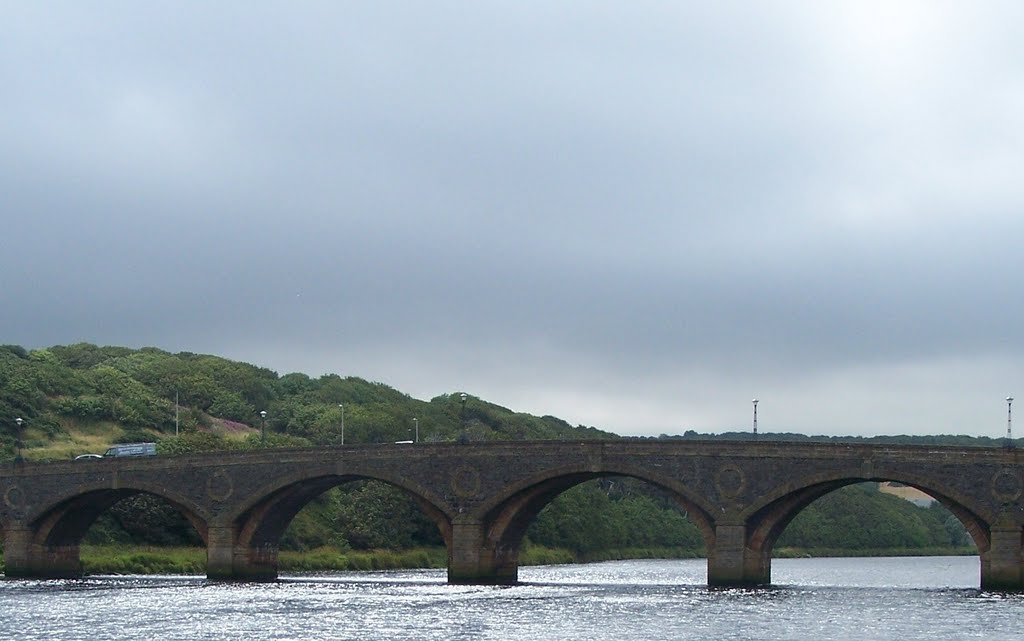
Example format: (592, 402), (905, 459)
(752, 399), (759, 438)
(1007, 397), (1014, 447)
(413, 417), (419, 443)
(460, 392), (467, 417)
(14, 417), (23, 462)
(259, 410), (267, 446)
(338, 403), (345, 446)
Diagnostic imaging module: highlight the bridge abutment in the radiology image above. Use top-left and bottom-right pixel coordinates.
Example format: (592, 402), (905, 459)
(2, 526), (83, 579)
(981, 524), (1024, 591)
(707, 524), (770, 587)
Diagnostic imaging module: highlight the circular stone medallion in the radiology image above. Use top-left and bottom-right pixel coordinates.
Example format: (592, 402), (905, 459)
(450, 466), (481, 498)
(991, 469), (1023, 503)
(3, 485), (25, 510)
(207, 470), (235, 502)
(715, 465), (746, 499)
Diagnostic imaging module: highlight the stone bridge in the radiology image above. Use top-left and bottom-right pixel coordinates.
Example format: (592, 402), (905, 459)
(2, 440), (1023, 590)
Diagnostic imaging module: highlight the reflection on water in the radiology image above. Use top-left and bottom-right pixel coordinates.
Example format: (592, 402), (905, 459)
(2, 557), (1022, 641)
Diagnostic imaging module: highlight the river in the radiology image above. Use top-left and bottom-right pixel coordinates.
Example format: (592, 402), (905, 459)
(2, 557), (1022, 641)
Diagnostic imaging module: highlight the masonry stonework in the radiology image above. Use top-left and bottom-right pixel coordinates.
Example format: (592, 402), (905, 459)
(2, 441), (1022, 590)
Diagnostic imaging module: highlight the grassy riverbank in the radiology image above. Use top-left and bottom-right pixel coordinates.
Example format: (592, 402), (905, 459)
(0, 544), (682, 575)
(19, 543), (969, 576)
(774, 546), (976, 559)
(72, 545), (573, 575)
(71, 545), (451, 575)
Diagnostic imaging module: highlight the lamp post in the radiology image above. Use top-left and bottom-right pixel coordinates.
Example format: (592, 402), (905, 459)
(14, 417), (23, 462)
(752, 399), (759, 438)
(413, 417), (419, 443)
(338, 403), (345, 446)
(1007, 397), (1014, 447)
(457, 393), (469, 443)
(259, 410), (267, 446)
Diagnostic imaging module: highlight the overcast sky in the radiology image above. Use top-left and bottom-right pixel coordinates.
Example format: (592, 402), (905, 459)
(3, 2), (1023, 438)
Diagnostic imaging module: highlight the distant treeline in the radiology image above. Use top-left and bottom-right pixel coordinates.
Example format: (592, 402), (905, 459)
(647, 431), (1018, 448)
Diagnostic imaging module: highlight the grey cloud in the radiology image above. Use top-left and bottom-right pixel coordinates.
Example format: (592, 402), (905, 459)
(3, 2), (1023, 436)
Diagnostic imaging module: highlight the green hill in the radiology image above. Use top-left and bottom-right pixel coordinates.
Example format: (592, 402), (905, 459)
(0, 342), (610, 460)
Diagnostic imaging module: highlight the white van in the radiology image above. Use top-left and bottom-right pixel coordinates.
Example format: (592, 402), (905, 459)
(103, 442), (157, 457)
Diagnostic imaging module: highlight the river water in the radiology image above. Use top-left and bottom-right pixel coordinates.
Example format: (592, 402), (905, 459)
(2, 557), (1022, 641)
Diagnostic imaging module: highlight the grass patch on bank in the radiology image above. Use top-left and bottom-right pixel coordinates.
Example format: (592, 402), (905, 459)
(580, 546), (705, 563)
(774, 546), (977, 558)
(81, 546), (206, 575)
(75, 545), (448, 575)
(519, 545), (576, 566)
(279, 547), (447, 572)
(519, 545), (704, 566)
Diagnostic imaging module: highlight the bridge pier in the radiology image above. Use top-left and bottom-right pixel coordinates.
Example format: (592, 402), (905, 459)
(707, 524), (770, 588)
(981, 524), (1024, 591)
(448, 520), (518, 584)
(2, 526), (84, 579)
(206, 526), (279, 581)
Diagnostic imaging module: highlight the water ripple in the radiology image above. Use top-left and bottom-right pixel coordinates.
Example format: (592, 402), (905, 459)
(2, 557), (1022, 641)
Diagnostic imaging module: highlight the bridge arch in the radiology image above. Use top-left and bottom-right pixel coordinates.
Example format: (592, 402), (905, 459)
(5, 483), (208, 579)
(451, 463), (717, 584)
(212, 466), (454, 581)
(735, 471), (991, 587)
